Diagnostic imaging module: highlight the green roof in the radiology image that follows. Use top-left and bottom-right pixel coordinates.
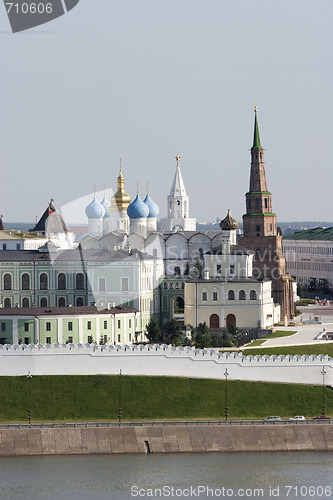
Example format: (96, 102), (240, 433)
(285, 227), (333, 241)
(252, 110), (262, 149)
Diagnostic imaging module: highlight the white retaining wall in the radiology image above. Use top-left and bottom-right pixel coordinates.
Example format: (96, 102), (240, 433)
(0, 344), (332, 385)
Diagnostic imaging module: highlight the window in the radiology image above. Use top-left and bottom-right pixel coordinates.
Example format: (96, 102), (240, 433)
(2, 244), (6, 250)
(255, 198), (260, 209)
(87, 321), (91, 330)
(99, 277), (106, 291)
(24, 337), (29, 345)
(202, 292), (207, 301)
(76, 273), (84, 290)
(129, 334), (132, 342)
(264, 198), (268, 209)
(256, 225), (260, 233)
(58, 273), (66, 290)
(68, 336), (73, 343)
(174, 266), (181, 276)
(250, 290), (257, 300)
(118, 334), (121, 343)
(239, 290), (246, 300)
(104, 320), (107, 329)
(76, 297), (84, 306)
(216, 264), (221, 274)
(40, 273), (48, 290)
(21, 274), (30, 290)
(169, 282), (174, 290)
(228, 290), (235, 300)
(181, 282), (185, 289)
(213, 292), (218, 301)
(22, 298), (30, 308)
(175, 282), (180, 289)
(4, 274), (12, 291)
(229, 265), (235, 275)
(40, 297), (47, 307)
(46, 337), (51, 344)
(118, 320), (121, 329)
(58, 297), (66, 307)
(24, 323), (29, 332)
(46, 322), (51, 332)
(1, 323), (5, 332)
(88, 336), (92, 344)
(16, 243), (21, 250)
(4, 298), (11, 308)
(103, 335), (107, 344)
(129, 319), (132, 328)
(163, 282), (168, 289)
(198, 248), (203, 259)
(122, 277), (129, 291)
(68, 322), (73, 331)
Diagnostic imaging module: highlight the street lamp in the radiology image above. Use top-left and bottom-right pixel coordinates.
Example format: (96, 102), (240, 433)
(321, 366), (326, 416)
(224, 368), (229, 421)
(27, 371), (32, 424)
(118, 369), (122, 424)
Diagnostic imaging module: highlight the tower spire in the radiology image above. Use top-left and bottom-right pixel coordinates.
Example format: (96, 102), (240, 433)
(252, 105), (262, 150)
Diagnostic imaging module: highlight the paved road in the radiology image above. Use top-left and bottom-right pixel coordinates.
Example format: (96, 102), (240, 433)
(248, 305), (333, 348)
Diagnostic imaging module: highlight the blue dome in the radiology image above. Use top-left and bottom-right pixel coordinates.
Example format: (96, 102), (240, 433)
(127, 193), (149, 219)
(144, 193), (159, 218)
(85, 196), (105, 219)
(100, 196), (111, 219)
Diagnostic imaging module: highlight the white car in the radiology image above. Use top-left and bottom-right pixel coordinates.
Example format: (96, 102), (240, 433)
(288, 415), (305, 421)
(263, 416), (281, 422)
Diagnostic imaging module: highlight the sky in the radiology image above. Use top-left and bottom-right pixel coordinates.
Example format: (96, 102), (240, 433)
(1, 0), (332, 225)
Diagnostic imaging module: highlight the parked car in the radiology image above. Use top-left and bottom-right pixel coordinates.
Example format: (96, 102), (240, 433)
(263, 416), (281, 422)
(288, 415), (305, 421)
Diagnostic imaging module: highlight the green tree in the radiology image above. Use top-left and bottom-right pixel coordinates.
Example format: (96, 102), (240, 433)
(194, 322), (212, 348)
(193, 259), (203, 278)
(184, 262), (190, 276)
(164, 319), (182, 345)
(146, 318), (162, 344)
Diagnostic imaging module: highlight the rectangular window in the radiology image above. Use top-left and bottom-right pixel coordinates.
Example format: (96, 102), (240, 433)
(104, 320), (107, 329)
(121, 277), (129, 291)
(68, 336), (73, 343)
(16, 243), (21, 250)
(46, 337), (51, 344)
(1, 323), (5, 332)
(24, 337), (29, 345)
(129, 319), (132, 328)
(46, 322), (51, 332)
(2, 244), (6, 250)
(118, 334), (121, 343)
(99, 277), (106, 292)
(24, 322), (29, 332)
(88, 335), (92, 344)
(118, 320), (121, 329)
(129, 333), (132, 342)
(103, 335), (108, 344)
(68, 322), (73, 331)
(87, 321), (91, 330)
(216, 264), (221, 274)
(229, 265), (235, 275)
(213, 292), (218, 301)
(202, 292), (207, 301)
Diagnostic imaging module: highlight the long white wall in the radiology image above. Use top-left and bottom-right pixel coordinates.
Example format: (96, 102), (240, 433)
(0, 344), (332, 385)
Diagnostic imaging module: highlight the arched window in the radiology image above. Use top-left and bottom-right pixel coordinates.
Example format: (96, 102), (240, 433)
(228, 290), (235, 300)
(239, 290), (246, 300)
(264, 198), (268, 209)
(76, 273), (84, 290)
(250, 290), (257, 300)
(22, 298), (30, 308)
(58, 273), (66, 290)
(255, 198), (260, 209)
(58, 297), (66, 307)
(169, 282), (174, 290)
(174, 266), (181, 276)
(4, 274), (12, 290)
(198, 248), (203, 259)
(76, 297), (84, 306)
(181, 282), (185, 289)
(40, 297), (48, 307)
(4, 298), (11, 308)
(22, 273), (30, 290)
(163, 282), (168, 289)
(40, 273), (48, 290)
(175, 282), (180, 289)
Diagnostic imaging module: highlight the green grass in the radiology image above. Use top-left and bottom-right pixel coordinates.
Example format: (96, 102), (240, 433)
(0, 375), (331, 422)
(242, 343), (333, 357)
(247, 331), (297, 347)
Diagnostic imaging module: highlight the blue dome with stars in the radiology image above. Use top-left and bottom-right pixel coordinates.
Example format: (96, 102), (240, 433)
(127, 193), (149, 219)
(144, 193), (159, 218)
(85, 196), (105, 219)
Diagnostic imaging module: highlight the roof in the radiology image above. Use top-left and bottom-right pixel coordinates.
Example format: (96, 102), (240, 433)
(170, 162), (187, 197)
(187, 277), (267, 284)
(0, 231), (44, 241)
(252, 109), (262, 149)
(206, 244), (251, 256)
(30, 201), (70, 234)
(284, 227), (333, 241)
(0, 305), (137, 317)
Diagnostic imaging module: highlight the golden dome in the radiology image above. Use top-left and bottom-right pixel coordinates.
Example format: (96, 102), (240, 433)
(110, 162), (131, 213)
(220, 209), (239, 230)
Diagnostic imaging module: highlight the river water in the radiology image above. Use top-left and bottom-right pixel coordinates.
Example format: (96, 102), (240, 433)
(0, 452), (332, 500)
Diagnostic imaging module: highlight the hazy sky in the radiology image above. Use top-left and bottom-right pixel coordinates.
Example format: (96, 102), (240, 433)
(1, 0), (332, 224)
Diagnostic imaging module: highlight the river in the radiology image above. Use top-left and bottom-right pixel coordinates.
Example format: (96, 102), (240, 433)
(0, 452), (332, 500)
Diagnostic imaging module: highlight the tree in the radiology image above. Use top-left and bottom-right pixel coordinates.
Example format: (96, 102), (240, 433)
(146, 317), (162, 344)
(193, 259), (203, 278)
(184, 262), (190, 276)
(194, 322), (212, 348)
(164, 319), (182, 345)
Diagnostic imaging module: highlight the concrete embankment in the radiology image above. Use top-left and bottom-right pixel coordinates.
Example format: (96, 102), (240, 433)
(0, 423), (332, 456)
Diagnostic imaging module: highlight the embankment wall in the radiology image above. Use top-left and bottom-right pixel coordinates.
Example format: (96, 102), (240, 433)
(0, 424), (332, 456)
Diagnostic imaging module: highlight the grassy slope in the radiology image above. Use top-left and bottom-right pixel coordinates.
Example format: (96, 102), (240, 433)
(0, 375), (331, 422)
(242, 344), (333, 357)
